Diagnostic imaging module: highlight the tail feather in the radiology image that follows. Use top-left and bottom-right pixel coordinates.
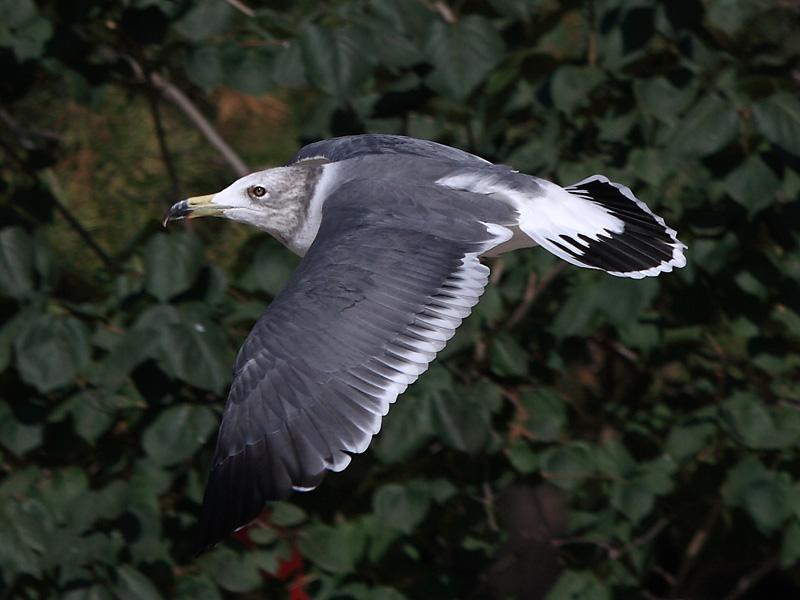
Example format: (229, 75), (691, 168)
(521, 175), (686, 279)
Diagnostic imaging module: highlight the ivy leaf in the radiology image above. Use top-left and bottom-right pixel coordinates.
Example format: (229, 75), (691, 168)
(545, 570), (610, 600)
(174, 0), (233, 40)
(297, 522), (367, 574)
(610, 480), (655, 525)
(490, 331), (529, 377)
(222, 47), (275, 97)
(423, 15), (504, 103)
(142, 404), (218, 467)
(15, 313), (91, 393)
(298, 23), (375, 100)
(551, 66), (606, 113)
(185, 44), (224, 90)
(135, 304), (231, 393)
(143, 232), (205, 303)
(0, 226), (35, 300)
(752, 92), (800, 156)
(197, 546), (263, 593)
(114, 564), (164, 600)
(373, 482), (431, 534)
(723, 154), (779, 217)
(0, 401), (43, 457)
(0, 0), (53, 61)
(540, 444), (595, 491)
(668, 95), (739, 157)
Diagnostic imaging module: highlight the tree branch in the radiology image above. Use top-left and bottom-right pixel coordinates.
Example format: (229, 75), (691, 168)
(722, 555), (779, 600)
(504, 263), (566, 329)
(0, 127), (119, 273)
(145, 69), (184, 202)
(149, 72), (250, 178)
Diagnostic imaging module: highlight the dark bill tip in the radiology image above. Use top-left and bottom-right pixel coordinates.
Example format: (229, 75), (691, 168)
(162, 200), (191, 227)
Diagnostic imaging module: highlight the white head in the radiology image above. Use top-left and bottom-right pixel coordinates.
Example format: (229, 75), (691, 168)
(163, 165), (324, 251)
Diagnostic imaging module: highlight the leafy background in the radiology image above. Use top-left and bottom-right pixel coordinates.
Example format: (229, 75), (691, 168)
(2, 0), (800, 598)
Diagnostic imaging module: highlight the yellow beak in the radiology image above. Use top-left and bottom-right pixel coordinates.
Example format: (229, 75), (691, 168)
(162, 194), (230, 226)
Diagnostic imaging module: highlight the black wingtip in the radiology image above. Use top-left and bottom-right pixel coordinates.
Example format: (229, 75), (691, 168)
(195, 436), (308, 554)
(563, 176), (687, 278)
(195, 453), (268, 555)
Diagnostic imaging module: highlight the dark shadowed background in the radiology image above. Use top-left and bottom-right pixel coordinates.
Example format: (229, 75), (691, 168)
(2, 0), (800, 598)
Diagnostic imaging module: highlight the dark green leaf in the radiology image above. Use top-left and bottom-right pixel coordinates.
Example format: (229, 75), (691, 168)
(297, 522), (366, 574)
(114, 564), (164, 600)
(551, 66), (606, 113)
(540, 444), (595, 491)
(610, 480), (655, 524)
(143, 232), (205, 303)
(197, 546), (263, 593)
(223, 47), (275, 97)
(175, 575), (223, 600)
(667, 95), (739, 157)
(62, 584), (114, 600)
(0, 0), (52, 60)
(508, 438), (539, 474)
(15, 313), (90, 393)
(54, 391), (116, 445)
(142, 404), (218, 467)
(594, 440), (637, 478)
(0, 400), (43, 456)
(723, 456), (794, 533)
(0, 226), (35, 299)
(373, 395), (434, 464)
(251, 240), (299, 296)
(781, 520), (800, 569)
(424, 16), (505, 102)
(298, 24), (375, 99)
(185, 44), (224, 90)
(752, 92), (800, 155)
(545, 570), (610, 600)
(174, 1), (233, 40)
(707, 0), (770, 35)
(633, 77), (696, 122)
(664, 419), (716, 464)
(490, 331), (529, 376)
(94, 329), (161, 391)
(373, 482), (431, 534)
(0, 500), (44, 578)
(272, 41), (306, 87)
(269, 502), (307, 527)
(719, 393), (800, 449)
(519, 389), (567, 442)
(723, 155), (779, 216)
(135, 304), (231, 392)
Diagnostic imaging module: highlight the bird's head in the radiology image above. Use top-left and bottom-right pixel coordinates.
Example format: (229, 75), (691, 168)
(163, 165), (323, 250)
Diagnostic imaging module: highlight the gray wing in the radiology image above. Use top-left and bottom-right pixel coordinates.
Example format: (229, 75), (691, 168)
(288, 134), (490, 167)
(196, 186), (505, 552)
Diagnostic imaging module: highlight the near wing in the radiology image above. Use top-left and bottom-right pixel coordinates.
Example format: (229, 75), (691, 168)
(196, 188), (505, 552)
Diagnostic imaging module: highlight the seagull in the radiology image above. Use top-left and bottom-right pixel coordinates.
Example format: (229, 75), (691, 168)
(162, 134), (686, 553)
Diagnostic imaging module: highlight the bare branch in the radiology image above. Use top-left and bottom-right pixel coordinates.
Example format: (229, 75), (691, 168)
(0, 128), (118, 273)
(149, 72), (250, 178)
(722, 555), (779, 600)
(113, 49), (249, 178)
(674, 499), (723, 591)
(224, 0), (255, 17)
(145, 70), (183, 202)
(504, 263), (566, 329)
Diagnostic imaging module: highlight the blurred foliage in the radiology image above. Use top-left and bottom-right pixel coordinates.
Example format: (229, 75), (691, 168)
(2, 0), (800, 598)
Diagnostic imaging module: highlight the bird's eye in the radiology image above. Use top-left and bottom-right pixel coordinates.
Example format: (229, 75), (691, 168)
(250, 186), (267, 198)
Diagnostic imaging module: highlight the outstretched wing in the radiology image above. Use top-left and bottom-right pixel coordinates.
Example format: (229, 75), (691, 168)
(196, 186), (508, 552)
